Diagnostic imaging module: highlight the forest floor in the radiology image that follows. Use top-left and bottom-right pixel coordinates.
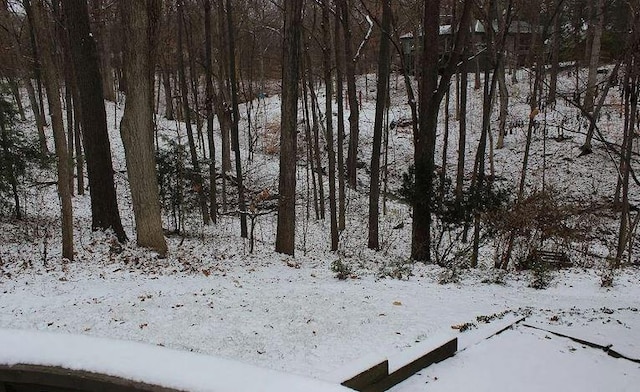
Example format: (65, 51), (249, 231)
(1, 67), (640, 390)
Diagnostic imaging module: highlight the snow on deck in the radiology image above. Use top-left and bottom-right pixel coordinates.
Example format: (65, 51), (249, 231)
(0, 328), (351, 392)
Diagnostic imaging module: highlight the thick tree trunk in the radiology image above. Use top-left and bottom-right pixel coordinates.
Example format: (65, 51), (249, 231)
(275, 0), (303, 256)
(368, 0), (392, 251)
(30, 0), (74, 261)
(91, 0), (116, 102)
(63, 0), (127, 242)
(119, 0), (167, 256)
(412, 0), (472, 261)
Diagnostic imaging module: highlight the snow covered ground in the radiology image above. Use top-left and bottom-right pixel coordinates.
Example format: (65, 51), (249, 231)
(1, 260), (639, 389)
(1, 68), (639, 390)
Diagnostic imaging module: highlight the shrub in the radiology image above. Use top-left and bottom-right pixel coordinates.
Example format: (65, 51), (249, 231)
(0, 93), (46, 219)
(331, 259), (352, 280)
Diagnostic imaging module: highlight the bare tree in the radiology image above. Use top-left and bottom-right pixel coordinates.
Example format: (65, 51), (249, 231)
(340, 0), (360, 189)
(368, 0), (392, 250)
(583, 0), (604, 113)
(177, 0), (209, 226)
(412, 0), (472, 261)
(204, 0), (217, 223)
(225, 0), (248, 237)
(28, 0), (73, 260)
(275, 0), (303, 255)
(119, 0), (167, 256)
(63, 0), (127, 242)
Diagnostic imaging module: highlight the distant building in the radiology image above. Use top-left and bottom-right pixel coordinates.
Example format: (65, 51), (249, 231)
(400, 20), (536, 75)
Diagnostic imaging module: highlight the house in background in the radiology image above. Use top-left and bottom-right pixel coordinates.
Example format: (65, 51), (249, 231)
(400, 19), (536, 75)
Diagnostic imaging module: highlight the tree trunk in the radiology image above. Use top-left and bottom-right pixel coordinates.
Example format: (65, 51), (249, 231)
(225, 0), (248, 237)
(63, 0), (127, 242)
(7, 78), (26, 121)
(204, 0), (217, 223)
(583, 0), (604, 113)
(456, 65), (468, 205)
(91, 0), (116, 101)
(305, 49), (326, 219)
(496, 63), (508, 149)
(30, 0), (74, 261)
(334, 7), (346, 232)
(73, 90), (84, 196)
(412, 0), (472, 261)
(581, 62), (621, 154)
(302, 69), (320, 220)
(368, 0), (392, 251)
(26, 78), (48, 154)
(25, 7), (49, 129)
(162, 66), (174, 120)
(615, 58), (637, 266)
(440, 89), (450, 200)
(216, 0), (231, 211)
(340, 0), (360, 189)
(547, 0), (562, 105)
(321, 0), (338, 251)
(119, 0), (167, 256)
(275, 0), (303, 256)
(177, 0), (209, 226)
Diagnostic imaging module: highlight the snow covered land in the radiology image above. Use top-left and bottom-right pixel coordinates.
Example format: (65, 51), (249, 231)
(1, 68), (639, 390)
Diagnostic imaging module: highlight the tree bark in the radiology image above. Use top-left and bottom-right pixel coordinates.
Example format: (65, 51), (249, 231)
(275, 0), (303, 256)
(334, 6), (346, 232)
(204, 0), (217, 223)
(25, 78), (48, 154)
(339, 0), (360, 189)
(456, 62), (468, 205)
(304, 47), (326, 219)
(368, 0), (392, 251)
(225, 0), (248, 237)
(412, 0), (472, 261)
(177, 0), (209, 226)
(162, 66), (174, 120)
(584, 0), (604, 113)
(29, 0), (74, 261)
(547, 0), (562, 105)
(7, 78), (26, 121)
(91, 0), (116, 101)
(119, 0), (167, 256)
(63, 0), (127, 242)
(321, 0), (338, 251)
